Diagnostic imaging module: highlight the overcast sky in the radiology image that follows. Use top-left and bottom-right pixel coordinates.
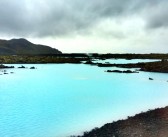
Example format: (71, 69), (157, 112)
(0, 0), (168, 53)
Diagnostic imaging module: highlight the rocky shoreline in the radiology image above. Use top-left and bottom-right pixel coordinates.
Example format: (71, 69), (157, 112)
(0, 55), (88, 64)
(86, 60), (168, 73)
(1, 55), (168, 73)
(1, 54), (168, 74)
(74, 106), (168, 137)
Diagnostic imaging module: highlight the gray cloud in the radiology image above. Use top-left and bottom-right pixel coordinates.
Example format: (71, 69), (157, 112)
(144, 0), (168, 29)
(0, 0), (167, 37)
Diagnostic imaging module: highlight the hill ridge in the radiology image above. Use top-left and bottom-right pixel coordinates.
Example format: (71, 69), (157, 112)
(0, 38), (62, 55)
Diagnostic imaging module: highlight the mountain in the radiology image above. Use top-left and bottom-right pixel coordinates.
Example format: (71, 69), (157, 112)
(0, 38), (62, 55)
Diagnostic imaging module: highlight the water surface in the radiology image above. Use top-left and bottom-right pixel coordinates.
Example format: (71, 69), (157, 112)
(0, 62), (168, 137)
(92, 59), (160, 64)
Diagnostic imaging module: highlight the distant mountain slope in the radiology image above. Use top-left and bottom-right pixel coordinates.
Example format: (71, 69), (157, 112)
(0, 38), (62, 55)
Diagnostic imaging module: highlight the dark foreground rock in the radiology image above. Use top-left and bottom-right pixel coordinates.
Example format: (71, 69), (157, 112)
(75, 106), (168, 137)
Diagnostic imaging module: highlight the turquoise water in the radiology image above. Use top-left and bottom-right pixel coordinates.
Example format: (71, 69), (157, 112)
(0, 63), (168, 137)
(92, 59), (160, 64)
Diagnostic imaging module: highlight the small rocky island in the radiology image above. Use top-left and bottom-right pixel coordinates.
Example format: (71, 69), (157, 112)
(106, 70), (139, 73)
(0, 64), (14, 69)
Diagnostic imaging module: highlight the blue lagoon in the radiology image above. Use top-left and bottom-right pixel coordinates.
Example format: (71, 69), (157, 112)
(0, 63), (168, 137)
